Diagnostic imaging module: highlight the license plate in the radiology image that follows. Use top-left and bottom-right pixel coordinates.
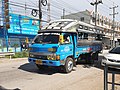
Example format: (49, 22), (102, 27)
(35, 60), (42, 65)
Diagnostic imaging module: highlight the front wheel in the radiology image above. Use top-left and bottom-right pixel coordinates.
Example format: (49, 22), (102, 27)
(63, 57), (74, 73)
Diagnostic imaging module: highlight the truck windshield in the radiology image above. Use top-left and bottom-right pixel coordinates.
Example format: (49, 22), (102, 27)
(33, 33), (60, 44)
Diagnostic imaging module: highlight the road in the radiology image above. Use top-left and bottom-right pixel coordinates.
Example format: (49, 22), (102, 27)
(0, 52), (120, 90)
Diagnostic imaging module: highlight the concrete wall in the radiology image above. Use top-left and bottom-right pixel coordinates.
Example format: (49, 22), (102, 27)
(62, 10), (91, 24)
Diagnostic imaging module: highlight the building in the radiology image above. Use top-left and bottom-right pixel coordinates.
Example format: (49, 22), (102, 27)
(0, 13), (39, 52)
(0, 0), (40, 52)
(62, 10), (120, 47)
(62, 10), (91, 24)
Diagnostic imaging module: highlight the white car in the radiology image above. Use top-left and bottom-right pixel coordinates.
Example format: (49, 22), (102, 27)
(102, 46), (120, 68)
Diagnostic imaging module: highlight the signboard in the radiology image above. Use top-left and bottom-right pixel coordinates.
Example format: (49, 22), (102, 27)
(8, 13), (39, 35)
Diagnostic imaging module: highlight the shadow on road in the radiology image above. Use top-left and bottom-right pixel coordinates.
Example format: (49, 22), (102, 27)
(18, 63), (70, 75)
(18, 55), (104, 75)
(0, 86), (20, 90)
(77, 55), (104, 70)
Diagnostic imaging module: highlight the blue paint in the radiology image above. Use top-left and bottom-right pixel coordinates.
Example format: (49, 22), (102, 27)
(8, 13), (39, 35)
(28, 32), (102, 67)
(0, 13), (40, 52)
(28, 58), (61, 66)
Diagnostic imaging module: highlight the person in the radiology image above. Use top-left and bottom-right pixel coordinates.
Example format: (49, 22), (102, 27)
(21, 43), (25, 49)
(64, 35), (70, 43)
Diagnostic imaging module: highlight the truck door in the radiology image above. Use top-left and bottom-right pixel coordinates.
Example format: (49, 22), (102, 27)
(60, 33), (74, 59)
(72, 33), (77, 58)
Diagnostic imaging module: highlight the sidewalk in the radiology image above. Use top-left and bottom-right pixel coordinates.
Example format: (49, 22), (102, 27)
(0, 57), (27, 63)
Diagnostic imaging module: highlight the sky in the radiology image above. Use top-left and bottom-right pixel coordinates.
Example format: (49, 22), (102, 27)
(1, 0), (120, 23)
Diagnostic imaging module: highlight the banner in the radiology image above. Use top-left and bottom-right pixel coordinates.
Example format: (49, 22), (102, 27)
(8, 13), (39, 35)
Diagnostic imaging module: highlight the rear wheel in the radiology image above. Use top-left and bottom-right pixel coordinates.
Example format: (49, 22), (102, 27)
(86, 53), (92, 64)
(94, 52), (98, 60)
(63, 57), (74, 73)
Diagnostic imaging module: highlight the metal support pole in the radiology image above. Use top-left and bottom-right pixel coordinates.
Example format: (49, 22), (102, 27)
(113, 8), (115, 48)
(110, 5), (118, 48)
(95, 0), (97, 26)
(6, 33), (9, 52)
(104, 64), (108, 90)
(112, 72), (115, 90)
(63, 9), (65, 19)
(47, 0), (51, 22)
(39, 0), (42, 30)
(90, 0), (102, 35)
(2, 0), (8, 52)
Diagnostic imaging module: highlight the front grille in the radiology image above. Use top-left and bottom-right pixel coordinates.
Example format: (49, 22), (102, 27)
(30, 55), (48, 60)
(32, 48), (48, 52)
(108, 59), (120, 63)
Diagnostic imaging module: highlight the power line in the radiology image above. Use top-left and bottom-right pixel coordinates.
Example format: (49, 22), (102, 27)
(9, 3), (36, 10)
(109, 0), (118, 6)
(8, 0), (120, 22)
(9, 1), (56, 21)
(51, 1), (93, 17)
(10, 1), (38, 8)
(29, 0), (38, 7)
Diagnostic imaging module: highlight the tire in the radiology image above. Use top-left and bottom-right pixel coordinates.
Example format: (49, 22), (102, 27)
(63, 57), (74, 73)
(85, 53), (92, 64)
(94, 52), (98, 60)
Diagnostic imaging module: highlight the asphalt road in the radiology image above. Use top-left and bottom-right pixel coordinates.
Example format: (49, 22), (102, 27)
(0, 52), (119, 90)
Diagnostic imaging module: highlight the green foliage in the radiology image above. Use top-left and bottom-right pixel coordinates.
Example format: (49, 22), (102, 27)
(13, 43), (19, 48)
(12, 43), (19, 52)
(12, 51), (28, 58)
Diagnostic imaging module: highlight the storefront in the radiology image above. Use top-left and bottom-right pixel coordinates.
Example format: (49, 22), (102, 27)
(0, 13), (39, 52)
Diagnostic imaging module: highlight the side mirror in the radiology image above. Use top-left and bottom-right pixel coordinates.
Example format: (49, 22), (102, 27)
(59, 35), (64, 44)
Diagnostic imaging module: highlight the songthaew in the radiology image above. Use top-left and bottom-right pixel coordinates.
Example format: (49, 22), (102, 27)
(28, 19), (102, 73)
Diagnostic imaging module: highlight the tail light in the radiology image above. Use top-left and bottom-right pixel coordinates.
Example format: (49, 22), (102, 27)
(87, 48), (92, 52)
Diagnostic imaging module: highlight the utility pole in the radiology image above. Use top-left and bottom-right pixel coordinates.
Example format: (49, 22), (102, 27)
(110, 4), (118, 48)
(47, 0), (51, 22)
(32, 0), (47, 30)
(38, 0), (47, 29)
(25, 0), (27, 16)
(39, 0), (42, 30)
(90, 0), (103, 26)
(2, 0), (10, 52)
(63, 9), (65, 19)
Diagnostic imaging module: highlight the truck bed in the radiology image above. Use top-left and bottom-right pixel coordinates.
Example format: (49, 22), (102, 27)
(77, 40), (102, 46)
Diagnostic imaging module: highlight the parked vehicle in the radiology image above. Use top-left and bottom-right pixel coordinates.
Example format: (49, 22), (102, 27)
(102, 46), (120, 68)
(28, 19), (102, 73)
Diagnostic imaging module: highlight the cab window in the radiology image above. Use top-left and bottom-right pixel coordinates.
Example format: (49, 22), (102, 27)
(63, 34), (71, 44)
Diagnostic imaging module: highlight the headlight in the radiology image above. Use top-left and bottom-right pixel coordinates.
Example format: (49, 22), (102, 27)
(47, 55), (51, 60)
(29, 54), (34, 57)
(47, 55), (56, 60)
(47, 55), (60, 60)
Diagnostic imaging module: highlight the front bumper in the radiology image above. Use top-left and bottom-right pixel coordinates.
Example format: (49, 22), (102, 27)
(101, 59), (120, 69)
(28, 58), (61, 66)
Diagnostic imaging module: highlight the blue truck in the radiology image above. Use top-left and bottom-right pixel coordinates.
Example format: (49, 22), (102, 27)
(28, 19), (102, 73)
